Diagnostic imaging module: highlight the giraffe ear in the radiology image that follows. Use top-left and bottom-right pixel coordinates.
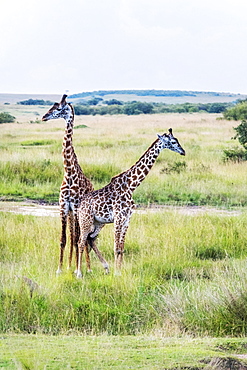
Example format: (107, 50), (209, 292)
(157, 134), (163, 141)
(60, 94), (67, 105)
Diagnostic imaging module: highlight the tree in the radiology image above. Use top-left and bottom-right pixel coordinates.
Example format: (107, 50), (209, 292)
(104, 99), (123, 105)
(87, 97), (103, 106)
(233, 120), (247, 149)
(123, 102), (153, 115)
(223, 101), (247, 120)
(223, 119), (247, 161)
(0, 112), (15, 123)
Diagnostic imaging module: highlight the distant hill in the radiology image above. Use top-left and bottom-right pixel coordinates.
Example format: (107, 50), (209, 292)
(0, 93), (61, 104)
(69, 90), (247, 104)
(0, 90), (246, 105)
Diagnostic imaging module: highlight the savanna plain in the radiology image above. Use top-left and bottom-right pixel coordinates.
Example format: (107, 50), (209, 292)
(1, 103), (247, 369)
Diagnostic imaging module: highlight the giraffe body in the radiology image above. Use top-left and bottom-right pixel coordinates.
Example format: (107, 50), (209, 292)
(77, 129), (185, 277)
(42, 95), (109, 274)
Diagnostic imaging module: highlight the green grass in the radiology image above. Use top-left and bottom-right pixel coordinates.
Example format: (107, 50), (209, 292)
(1, 335), (247, 369)
(1, 107), (247, 367)
(0, 108), (247, 206)
(1, 210), (247, 337)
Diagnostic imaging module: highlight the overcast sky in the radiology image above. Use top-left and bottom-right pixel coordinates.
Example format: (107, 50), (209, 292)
(1, 0), (247, 95)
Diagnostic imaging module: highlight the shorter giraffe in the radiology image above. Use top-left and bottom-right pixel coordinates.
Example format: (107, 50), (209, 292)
(42, 95), (109, 274)
(76, 129), (185, 277)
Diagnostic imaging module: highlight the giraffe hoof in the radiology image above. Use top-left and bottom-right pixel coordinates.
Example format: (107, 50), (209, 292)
(76, 271), (83, 278)
(56, 268), (62, 275)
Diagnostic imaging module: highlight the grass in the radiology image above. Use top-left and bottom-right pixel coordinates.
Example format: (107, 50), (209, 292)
(1, 105), (247, 367)
(1, 209), (247, 337)
(1, 334), (247, 369)
(0, 105), (247, 206)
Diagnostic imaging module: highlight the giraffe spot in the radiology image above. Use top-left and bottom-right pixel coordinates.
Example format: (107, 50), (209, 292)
(136, 168), (142, 176)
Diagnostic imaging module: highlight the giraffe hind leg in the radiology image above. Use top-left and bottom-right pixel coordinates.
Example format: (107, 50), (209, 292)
(87, 235), (109, 274)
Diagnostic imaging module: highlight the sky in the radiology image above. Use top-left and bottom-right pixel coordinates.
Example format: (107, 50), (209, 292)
(1, 0), (247, 95)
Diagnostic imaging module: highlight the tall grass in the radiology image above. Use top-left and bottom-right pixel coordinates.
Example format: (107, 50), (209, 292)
(1, 107), (247, 206)
(1, 105), (247, 337)
(1, 209), (247, 336)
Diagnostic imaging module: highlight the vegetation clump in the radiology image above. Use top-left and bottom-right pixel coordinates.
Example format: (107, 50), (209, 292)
(224, 119), (247, 161)
(74, 101), (231, 116)
(223, 99), (247, 120)
(0, 112), (15, 123)
(17, 99), (54, 105)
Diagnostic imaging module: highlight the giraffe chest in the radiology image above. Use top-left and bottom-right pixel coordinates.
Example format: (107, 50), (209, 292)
(94, 206), (114, 224)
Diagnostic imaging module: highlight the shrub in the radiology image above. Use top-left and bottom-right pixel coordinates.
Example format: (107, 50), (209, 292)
(224, 119), (247, 161)
(0, 112), (15, 123)
(17, 99), (53, 106)
(223, 101), (247, 120)
(123, 102), (154, 115)
(233, 119), (247, 149)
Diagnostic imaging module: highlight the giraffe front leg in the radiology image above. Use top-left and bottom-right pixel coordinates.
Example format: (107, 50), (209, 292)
(57, 214), (67, 274)
(74, 216), (80, 274)
(68, 211), (75, 270)
(114, 216), (131, 275)
(114, 225), (128, 275)
(76, 234), (88, 278)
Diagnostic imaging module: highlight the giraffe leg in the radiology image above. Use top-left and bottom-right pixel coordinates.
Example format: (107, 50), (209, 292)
(88, 237), (109, 274)
(87, 223), (109, 273)
(114, 212), (132, 274)
(76, 212), (96, 278)
(85, 242), (92, 273)
(57, 212), (67, 274)
(74, 215), (80, 273)
(76, 235), (87, 278)
(68, 211), (75, 270)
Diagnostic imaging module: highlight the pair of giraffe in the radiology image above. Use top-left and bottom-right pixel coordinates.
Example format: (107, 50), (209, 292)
(42, 95), (185, 277)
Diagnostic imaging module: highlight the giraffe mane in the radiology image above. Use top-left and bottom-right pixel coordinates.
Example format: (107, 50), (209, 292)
(110, 136), (161, 182)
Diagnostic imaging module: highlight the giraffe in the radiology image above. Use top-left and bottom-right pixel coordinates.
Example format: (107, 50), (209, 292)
(42, 94), (109, 274)
(76, 129), (185, 277)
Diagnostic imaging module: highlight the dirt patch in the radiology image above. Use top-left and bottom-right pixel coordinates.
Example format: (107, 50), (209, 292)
(136, 204), (243, 217)
(204, 356), (247, 369)
(0, 201), (59, 217)
(0, 201), (244, 218)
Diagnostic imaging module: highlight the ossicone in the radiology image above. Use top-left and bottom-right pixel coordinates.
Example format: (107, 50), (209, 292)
(60, 94), (68, 105)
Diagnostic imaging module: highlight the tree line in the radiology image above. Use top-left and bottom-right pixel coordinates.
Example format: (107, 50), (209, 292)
(73, 101), (231, 116)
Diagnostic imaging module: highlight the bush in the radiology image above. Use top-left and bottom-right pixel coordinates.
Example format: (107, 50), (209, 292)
(0, 112), (15, 123)
(223, 101), (247, 120)
(223, 148), (247, 162)
(223, 120), (247, 161)
(17, 99), (53, 106)
(233, 119), (247, 149)
(74, 105), (93, 115)
(123, 102), (154, 115)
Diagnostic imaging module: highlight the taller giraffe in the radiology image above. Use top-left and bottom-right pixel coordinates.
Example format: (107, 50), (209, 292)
(42, 95), (109, 274)
(76, 129), (185, 277)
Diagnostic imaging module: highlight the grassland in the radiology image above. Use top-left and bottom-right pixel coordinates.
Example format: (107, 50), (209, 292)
(1, 104), (247, 368)
(0, 104), (247, 206)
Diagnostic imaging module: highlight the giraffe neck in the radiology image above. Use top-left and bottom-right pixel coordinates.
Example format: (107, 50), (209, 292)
(113, 138), (163, 193)
(62, 110), (76, 175)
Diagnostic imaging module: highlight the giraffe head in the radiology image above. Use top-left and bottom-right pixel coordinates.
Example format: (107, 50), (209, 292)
(42, 94), (73, 122)
(157, 128), (185, 156)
